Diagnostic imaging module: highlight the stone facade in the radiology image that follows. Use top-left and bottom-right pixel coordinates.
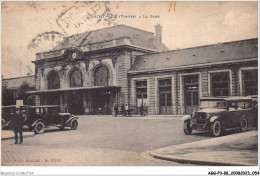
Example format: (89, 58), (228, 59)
(128, 38), (258, 115)
(28, 25), (257, 115)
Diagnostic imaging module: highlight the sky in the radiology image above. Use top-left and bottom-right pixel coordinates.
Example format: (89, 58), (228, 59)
(1, 1), (258, 78)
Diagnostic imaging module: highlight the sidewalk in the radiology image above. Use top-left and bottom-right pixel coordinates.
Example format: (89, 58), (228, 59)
(149, 130), (258, 166)
(76, 114), (184, 119)
(1, 130), (35, 140)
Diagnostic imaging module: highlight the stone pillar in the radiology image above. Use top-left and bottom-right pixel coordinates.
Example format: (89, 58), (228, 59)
(117, 50), (131, 106)
(148, 78), (156, 115)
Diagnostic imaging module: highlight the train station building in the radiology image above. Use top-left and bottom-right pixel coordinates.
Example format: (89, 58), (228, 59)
(23, 25), (257, 115)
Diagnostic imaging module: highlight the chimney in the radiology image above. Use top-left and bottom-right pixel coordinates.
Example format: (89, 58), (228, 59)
(155, 24), (162, 51)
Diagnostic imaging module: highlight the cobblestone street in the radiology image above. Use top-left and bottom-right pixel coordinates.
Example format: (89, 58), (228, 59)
(2, 115), (211, 166)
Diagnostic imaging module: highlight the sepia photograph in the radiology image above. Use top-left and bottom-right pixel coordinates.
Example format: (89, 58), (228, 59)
(1, 1), (259, 175)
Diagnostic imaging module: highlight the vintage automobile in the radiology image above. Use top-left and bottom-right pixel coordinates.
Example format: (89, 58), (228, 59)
(2, 105), (17, 129)
(22, 105), (79, 134)
(1, 105), (30, 129)
(183, 97), (255, 137)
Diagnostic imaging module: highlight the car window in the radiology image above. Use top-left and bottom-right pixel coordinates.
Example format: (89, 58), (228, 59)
(10, 108), (15, 115)
(229, 101), (237, 111)
(245, 101), (252, 108)
(36, 108), (40, 114)
(237, 101), (245, 110)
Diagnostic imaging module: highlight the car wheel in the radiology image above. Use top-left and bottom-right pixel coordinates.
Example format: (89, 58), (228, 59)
(70, 119), (78, 130)
(211, 120), (222, 137)
(240, 117), (248, 132)
(2, 119), (6, 129)
(183, 120), (192, 135)
(34, 121), (45, 134)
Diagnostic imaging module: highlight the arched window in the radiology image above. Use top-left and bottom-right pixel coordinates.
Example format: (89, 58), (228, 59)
(94, 65), (109, 86)
(70, 69), (83, 87)
(48, 71), (60, 89)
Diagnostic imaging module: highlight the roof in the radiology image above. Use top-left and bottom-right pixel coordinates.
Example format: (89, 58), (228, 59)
(200, 96), (253, 101)
(52, 25), (169, 51)
(27, 86), (121, 94)
(130, 38), (258, 73)
(2, 75), (35, 90)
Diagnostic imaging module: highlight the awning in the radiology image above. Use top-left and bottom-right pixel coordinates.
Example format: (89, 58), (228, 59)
(26, 86), (121, 94)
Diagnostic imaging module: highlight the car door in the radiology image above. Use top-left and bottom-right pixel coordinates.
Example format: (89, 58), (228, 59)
(227, 101), (238, 128)
(243, 100), (254, 126)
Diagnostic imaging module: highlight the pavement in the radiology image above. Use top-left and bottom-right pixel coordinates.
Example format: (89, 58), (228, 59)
(1, 116), (258, 166)
(1, 130), (35, 140)
(149, 130), (258, 166)
(76, 114), (184, 120)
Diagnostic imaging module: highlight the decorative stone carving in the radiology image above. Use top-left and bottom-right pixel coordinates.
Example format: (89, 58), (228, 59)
(60, 65), (66, 77)
(111, 57), (117, 68)
(85, 60), (90, 71)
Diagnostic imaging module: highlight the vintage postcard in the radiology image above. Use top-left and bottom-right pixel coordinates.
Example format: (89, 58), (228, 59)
(1, 1), (259, 175)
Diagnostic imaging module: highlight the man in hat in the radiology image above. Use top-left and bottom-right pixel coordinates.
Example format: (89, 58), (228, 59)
(13, 106), (23, 144)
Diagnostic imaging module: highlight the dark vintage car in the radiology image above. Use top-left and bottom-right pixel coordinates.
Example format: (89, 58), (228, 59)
(1, 105), (30, 129)
(23, 105), (79, 134)
(183, 97), (255, 137)
(2, 105), (78, 134)
(2, 105), (17, 129)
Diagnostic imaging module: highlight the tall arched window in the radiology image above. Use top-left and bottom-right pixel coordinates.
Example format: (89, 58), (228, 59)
(94, 65), (109, 86)
(48, 71), (60, 89)
(70, 69), (83, 87)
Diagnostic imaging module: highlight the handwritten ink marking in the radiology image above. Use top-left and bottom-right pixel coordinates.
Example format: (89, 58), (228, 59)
(168, 2), (177, 13)
(173, 2), (177, 12)
(27, 31), (65, 52)
(26, 2), (40, 9)
(56, 2), (118, 36)
(168, 2), (172, 12)
(116, 2), (123, 9)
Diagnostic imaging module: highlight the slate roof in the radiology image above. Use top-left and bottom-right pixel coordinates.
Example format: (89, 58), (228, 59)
(130, 38), (258, 73)
(2, 75), (35, 90)
(53, 25), (169, 51)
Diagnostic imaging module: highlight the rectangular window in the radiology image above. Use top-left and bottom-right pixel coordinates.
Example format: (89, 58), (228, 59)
(136, 81), (147, 107)
(184, 75), (199, 106)
(159, 79), (172, 114)
(211, 72), (229, 96)
(243, 70), (258, 96)
(159, 79), (172, 106)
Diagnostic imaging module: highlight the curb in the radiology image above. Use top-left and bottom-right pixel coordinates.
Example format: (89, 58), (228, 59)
(1, 133), (35, 141)
(148, 131), (258, 166)
(149, 151), (254, 166)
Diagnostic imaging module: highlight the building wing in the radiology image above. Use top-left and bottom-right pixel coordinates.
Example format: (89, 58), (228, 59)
(130, 38), (258, 73)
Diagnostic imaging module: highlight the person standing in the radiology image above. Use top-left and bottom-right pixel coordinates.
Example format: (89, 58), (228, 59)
(125, 104), (129, 117)
(121, 104), (125, 116)
(114, 105), (118, 117)
(14, 106), (23, 144)
(143, 103), (148, 116)
(140, 103), (144, 116)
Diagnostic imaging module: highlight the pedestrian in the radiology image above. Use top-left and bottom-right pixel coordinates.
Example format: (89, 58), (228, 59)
(114, 105), (118, 117)
(143, 103), (147, 116)
(98, 107), (102, 115)
(140, 103), (144, 116)
(13, 106), (23, 144)
(125, 104), (129, 117)
(121, 104), (125, 116)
